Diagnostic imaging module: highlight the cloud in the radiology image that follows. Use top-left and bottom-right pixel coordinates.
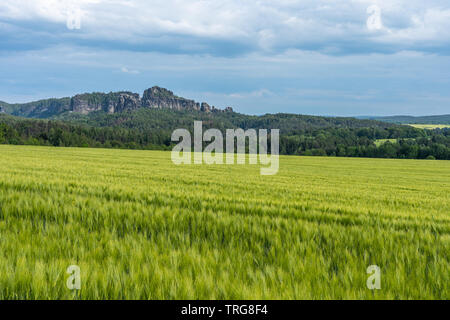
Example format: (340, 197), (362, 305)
(0, 45), (449, 115)
(366, 5), (383, 31)
(121, 67), (140, 74)
(227, 89), (275, 99)
(1, 0), (450, 56)
(1, 1), (449, 116)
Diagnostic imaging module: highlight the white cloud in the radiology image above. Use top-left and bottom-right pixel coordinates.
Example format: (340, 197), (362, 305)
(376, 8), (450, 44)
(366, 5), (383, 31)
(1, 45), (449, 115)
(0, 0), (99, 22)
(1, 0), (449, 55)
(121, 67), (140, 74)
(228, 89), (275, 99)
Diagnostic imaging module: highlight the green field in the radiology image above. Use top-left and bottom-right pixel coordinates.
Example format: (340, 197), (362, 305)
(0, 145), (448, 299)
(374, 139), (397, 147)
(408, 124), (450, 129)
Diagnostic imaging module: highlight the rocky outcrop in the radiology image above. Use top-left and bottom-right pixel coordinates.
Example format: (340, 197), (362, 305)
(71, 87), (234, 115)
(141, 86), (232, 114)
(71, 94), (102, 114)
(71, 92), (141, 114)
(142, 86), (201, 111)
(106, 92), (141, 113)
(201, 102), (211, 113)
(2, 86), (234, 118)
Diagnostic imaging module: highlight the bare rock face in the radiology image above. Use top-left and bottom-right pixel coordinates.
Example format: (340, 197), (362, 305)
(142, 86), (200, 111)
(1, 86), (234, 117)
(141, 86), (233, 113)
(107, 92), (141, 114)
(71, 92), (141, 114)
(71, 94), (103, 115)
(69, 86), (233, 115)
(201, 102), (212, 113)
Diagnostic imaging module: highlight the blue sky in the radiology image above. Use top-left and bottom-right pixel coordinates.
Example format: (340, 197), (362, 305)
(1, 0), (450, 116)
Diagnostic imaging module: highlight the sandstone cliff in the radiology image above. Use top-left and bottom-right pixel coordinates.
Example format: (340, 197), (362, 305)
(2, 86), (233, 118)
(142, 86), (200, 111)
(71, 92), (141, 114)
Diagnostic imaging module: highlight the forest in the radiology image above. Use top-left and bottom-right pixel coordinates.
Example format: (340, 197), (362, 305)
(1, 110), (449, 160)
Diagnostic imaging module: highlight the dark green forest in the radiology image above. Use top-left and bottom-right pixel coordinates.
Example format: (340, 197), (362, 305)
(1, 109), (449, 160)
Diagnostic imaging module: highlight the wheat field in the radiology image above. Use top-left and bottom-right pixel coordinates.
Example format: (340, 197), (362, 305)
(0, 145), (448, 299)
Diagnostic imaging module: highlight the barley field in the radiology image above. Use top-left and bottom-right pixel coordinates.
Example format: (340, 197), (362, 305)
(0, 145), (448, 299)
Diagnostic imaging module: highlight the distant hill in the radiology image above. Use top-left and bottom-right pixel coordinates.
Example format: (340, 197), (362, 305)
(53, 108), (398, 136)
(1, 86), (398, 134)
(359, 115), (450, 125)
(0, 98), (72, 118)
(0, 86), (233, 119)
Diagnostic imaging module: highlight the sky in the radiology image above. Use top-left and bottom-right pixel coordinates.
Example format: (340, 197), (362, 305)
(1, 0), (450, 116)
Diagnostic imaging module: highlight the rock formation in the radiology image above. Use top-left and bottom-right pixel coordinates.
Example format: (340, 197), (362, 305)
(3, 86), (234, 118)
(108, 92), (141, 113)
(200, 102), (211, 113)
(142, 86), (201, 111)
(71, 94), (102, 114)
(71, 92), (141, 114)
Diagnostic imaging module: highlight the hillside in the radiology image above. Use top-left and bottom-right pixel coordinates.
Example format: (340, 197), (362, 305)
(1, 86), (400, 134)
(0, 98), (71, 118)
(54, 107), (399, 134)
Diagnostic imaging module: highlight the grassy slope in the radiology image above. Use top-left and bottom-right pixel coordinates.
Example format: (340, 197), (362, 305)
(0, 145), (448, 299)
(409, 124), (450, 130)
(374, 139), (397, 147)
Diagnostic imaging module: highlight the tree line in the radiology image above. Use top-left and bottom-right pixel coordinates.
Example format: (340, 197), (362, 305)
(1, 114), (449, 160)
